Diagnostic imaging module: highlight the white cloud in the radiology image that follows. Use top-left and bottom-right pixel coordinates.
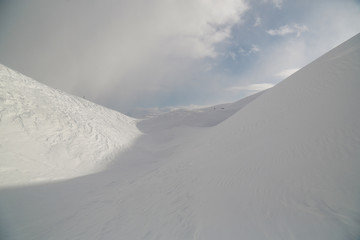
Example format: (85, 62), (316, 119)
(2, 0), (360, 112)
(227, 83), (274, 91)
(0, 0), (249, 111)
(275, 68), (300, 79)
(236, 38), (308, 87)
(263, 0), (285, 9)
(160, 0), (249, 59)
(250, 45), (261, 53)
(166, 25), (233, 59)
(254, 16), (261, 27)
(272, 0), (284, 8)
(267, 24), (308, 37)
(229, 51), (237, 60)
(239, 45), (261, 56)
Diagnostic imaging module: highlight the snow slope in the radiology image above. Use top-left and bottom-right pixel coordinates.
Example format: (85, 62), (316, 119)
(137, 91), (264, 133)
(0, 33), (360, 240)
(0, 65), (140, 186)
(183, 33), (360, 239)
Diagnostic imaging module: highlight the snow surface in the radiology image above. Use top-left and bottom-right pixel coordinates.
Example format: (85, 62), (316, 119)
(0, 33), (360, 239)
(0, 65), (140, 186)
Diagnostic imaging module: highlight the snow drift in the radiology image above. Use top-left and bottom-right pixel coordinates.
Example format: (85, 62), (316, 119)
(0, 33), (359, 240)
(0, 64), (140, 186)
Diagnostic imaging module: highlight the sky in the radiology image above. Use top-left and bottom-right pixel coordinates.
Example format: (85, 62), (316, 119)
(0, 0), (360, 115)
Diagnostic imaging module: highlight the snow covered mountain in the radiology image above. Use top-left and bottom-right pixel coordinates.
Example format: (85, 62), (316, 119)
(0, 64), (140, 186)
(179, 34), (360, 239)
(0, 33), (359, 240)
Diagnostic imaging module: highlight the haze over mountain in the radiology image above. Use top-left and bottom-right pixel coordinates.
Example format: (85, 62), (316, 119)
(0, 33), (359, 239)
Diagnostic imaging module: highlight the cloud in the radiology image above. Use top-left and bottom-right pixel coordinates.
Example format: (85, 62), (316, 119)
(228, 51), (237, 60)
(267, 24), (308, 37)
(227, 83), (274, 91)
(1, 0), (360, 112)
(165, 26), (232, 59)
(158, 1), (249, 59)
(231, 38), (308, 93)
(239, 45), (261, 56)
(263, 0), (285, 9)
(0, 0), (249, 111)
(275, 68), (300, 79)
(254, 16), (262, 27)
(272, 0), (284, 8)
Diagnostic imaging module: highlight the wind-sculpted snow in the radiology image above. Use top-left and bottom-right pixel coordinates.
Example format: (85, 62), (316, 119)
(0, 33), (360, 240)
(0, 65), (140, 186)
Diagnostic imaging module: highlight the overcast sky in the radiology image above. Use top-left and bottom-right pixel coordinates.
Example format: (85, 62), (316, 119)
(1, 0), (359, 114)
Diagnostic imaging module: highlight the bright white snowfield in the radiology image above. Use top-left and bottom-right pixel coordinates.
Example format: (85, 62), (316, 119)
(0, 65), (140, 186)
(0, 33), (360, 240)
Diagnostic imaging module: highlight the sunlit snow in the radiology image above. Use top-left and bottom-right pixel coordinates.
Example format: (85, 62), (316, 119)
(0, 65), (140, 187)
(0, 34), (359, 240)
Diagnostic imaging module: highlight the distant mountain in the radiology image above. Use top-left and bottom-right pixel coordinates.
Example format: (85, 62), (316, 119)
(137, 91), (264, 133)
(0, 64), (140, 187)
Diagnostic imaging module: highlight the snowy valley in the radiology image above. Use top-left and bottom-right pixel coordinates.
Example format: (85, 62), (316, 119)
(0, 33), (360, 239)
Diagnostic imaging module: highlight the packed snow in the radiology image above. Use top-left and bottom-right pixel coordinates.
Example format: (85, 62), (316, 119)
(0, 33), (359, 239)
(0, 65), (140, 187)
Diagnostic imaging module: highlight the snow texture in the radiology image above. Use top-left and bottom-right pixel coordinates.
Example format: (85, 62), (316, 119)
(0, 33), (360, 239)
(0, 65), (140, 186)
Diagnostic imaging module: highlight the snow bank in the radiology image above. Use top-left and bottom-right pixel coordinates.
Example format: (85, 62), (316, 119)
(0, 65), (141, 187)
